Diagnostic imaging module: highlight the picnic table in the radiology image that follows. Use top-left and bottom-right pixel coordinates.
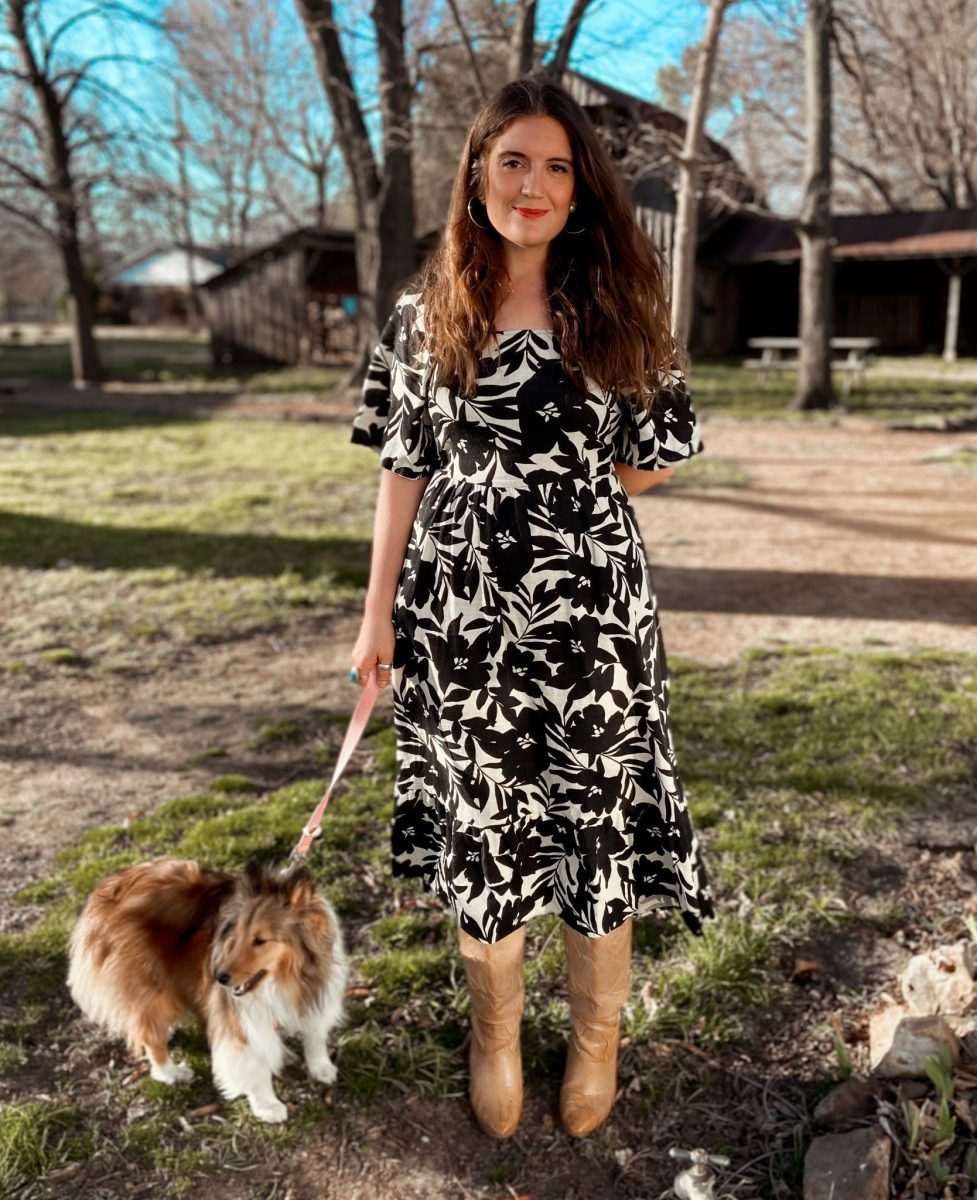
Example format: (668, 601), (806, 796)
(744, 336), (880, 394)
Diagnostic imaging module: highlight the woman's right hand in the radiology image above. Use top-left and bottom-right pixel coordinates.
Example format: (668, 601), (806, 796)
(351, 616), (397, 690)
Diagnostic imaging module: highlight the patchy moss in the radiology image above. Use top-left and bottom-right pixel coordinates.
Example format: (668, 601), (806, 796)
(666, 455), (752, 488)
(208, 774), (259, 795)
(2, 647), (977, 1194)
(248, 719), (305, 750)
(0, 1100), (92, 1194)
(358, 946), (455, 1007)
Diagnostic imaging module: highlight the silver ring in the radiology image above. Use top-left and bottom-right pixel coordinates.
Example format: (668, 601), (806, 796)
(377, 662), (393, 670)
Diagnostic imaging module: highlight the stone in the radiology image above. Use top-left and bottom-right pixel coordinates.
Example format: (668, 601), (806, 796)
(813, 1076), (879, 1127)
(803, 1127), (891, 1200)
(869, 1003), (909, 1069)
(871, 1011), (960, 1079)
(900, 942), (976, 1016)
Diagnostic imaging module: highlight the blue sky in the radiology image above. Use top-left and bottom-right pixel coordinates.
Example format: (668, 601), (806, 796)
(2, 0), (716, 243)
(21, 0), (709, 113)
(539, 0), (707, 101)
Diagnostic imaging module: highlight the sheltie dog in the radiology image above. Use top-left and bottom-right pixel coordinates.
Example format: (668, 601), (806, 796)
(67, 857), (348, 1123)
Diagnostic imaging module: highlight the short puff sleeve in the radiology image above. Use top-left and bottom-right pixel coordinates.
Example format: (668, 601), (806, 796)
(613, 369), (704, 471)
(350, 294), (441, 479)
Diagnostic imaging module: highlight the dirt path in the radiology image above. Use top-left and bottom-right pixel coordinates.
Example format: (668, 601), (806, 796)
(2, 411), (976, 920)
(656, 415), (977, 662)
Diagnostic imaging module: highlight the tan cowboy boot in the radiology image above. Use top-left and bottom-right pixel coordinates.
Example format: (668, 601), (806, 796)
(560, 918), (633, 1136)
(457, 923), (526, 1138)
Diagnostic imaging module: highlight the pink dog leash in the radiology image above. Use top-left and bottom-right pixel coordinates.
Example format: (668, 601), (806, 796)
(289, 664), (383, 862)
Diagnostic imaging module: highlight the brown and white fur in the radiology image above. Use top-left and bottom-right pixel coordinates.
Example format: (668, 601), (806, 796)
(67, 857), (348, 1123)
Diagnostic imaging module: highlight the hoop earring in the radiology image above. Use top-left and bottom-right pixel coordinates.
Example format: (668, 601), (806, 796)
(467, 196), (489, 230)
(563, 220), (586, 236)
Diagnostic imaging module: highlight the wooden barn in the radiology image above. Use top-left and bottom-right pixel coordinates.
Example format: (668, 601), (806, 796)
(202, 227), (441, 366)
(202, 70), (756, 366)
(560, 68), (758, 279)
(698, 208), (977, 357)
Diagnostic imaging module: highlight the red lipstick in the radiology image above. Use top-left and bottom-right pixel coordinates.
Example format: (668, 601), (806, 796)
(514, 208), (548, 218)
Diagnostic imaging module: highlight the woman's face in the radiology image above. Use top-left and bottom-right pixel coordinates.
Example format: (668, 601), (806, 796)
(480, 115), (576, 254)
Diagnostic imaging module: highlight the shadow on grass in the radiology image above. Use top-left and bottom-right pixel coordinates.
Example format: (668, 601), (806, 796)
(652, 563), (977, 625)
(0, 509), (370, 581)
(0, 394), (266, 429)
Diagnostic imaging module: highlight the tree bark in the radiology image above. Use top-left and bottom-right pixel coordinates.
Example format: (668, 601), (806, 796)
(294, 0), (416, 386)
(509, 0), (538, 79)
(541, 0), (593, 80)
(7, 0), (102, 386)
(793, 0), (834, 412)
(943, 268), (961, 363)
(670, 0), (733, 355)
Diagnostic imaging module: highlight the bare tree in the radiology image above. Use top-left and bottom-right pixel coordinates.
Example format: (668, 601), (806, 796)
(164, 0), (347, 253)
(831, 0), (977, 360)
(0, 1), (157, 383)
(538, 0), (592, 81)
(294, 0), (417, 383)
(670, 0), (736, 356)
(794, 0), (834, 411)
(508, 0), (537, 79)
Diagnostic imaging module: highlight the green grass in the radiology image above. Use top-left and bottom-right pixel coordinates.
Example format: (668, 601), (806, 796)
(692, 357), (977, 420)
(0, 1100), (93, 1196)
(0, 413), (379, 674)
(665, 454), (752, 488)
(0, 329), (344, 394)
(935, 448), (977, 477)
(3, 647), (976, 1194)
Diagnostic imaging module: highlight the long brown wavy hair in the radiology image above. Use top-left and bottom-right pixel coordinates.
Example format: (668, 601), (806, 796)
(417, 75), (682, 408)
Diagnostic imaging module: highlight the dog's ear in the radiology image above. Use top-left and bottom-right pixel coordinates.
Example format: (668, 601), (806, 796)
(282, 863), (316, 910)
(243, 858), (267, 895)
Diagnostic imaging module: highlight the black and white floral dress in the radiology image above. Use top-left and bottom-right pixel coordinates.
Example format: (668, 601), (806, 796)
(350, 287), (715, 944)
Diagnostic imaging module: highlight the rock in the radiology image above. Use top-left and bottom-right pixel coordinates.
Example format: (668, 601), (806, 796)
(813, 1076), (879, 1126)
(900, 942), (976, 1016)
(871, 1011), (960, 1079)
(869, 1003), (910, 1069)
(803, 1127), (891, 1200)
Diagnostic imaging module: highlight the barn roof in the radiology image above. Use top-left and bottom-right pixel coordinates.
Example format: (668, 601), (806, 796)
(710, 208), (977, 263)
(107, 247), (227, 287)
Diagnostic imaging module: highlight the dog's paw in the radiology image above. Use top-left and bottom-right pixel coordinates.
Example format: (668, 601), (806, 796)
(150, 1060), (194, 1086)
(250, 1095), (288, 1124)
(306, 1054), (337, 1085)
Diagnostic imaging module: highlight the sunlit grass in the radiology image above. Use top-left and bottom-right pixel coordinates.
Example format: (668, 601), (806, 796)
(692, 357), (977, 420)
(0, 414), (381, 673)
(3, 647), (976, 1193)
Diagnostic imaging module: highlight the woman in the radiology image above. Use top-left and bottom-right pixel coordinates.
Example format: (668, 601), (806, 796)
(349, 75), (715, 1140)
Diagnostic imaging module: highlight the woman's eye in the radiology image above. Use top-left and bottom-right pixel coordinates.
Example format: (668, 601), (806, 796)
(253, 936), (266, 946)
(502, 159), (522, 168)
(551, 164), (569, 174)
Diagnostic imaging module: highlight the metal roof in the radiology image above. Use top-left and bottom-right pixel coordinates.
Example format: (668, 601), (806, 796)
(716, 208), (977, 264)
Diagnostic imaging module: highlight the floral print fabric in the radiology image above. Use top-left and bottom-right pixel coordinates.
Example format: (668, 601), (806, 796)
(350, 287), (715, 943)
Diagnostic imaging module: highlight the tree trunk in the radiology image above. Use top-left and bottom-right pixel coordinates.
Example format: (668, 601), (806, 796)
(793, 0), (834, 412)
(541, 0), (592, 81)
(294, 0), (415, 390)
(509, 0), (537, 79)
(61, 233), (101, 386)
(372, 0), (417, 319)
(670, 0), (732, 355)
(8, 0), (102, 386)
(943, 268), (961, 363)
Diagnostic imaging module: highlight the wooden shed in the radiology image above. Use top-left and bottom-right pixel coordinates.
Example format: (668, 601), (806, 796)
(698, 208), (977, 357)
(202, 228), (358, 366)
